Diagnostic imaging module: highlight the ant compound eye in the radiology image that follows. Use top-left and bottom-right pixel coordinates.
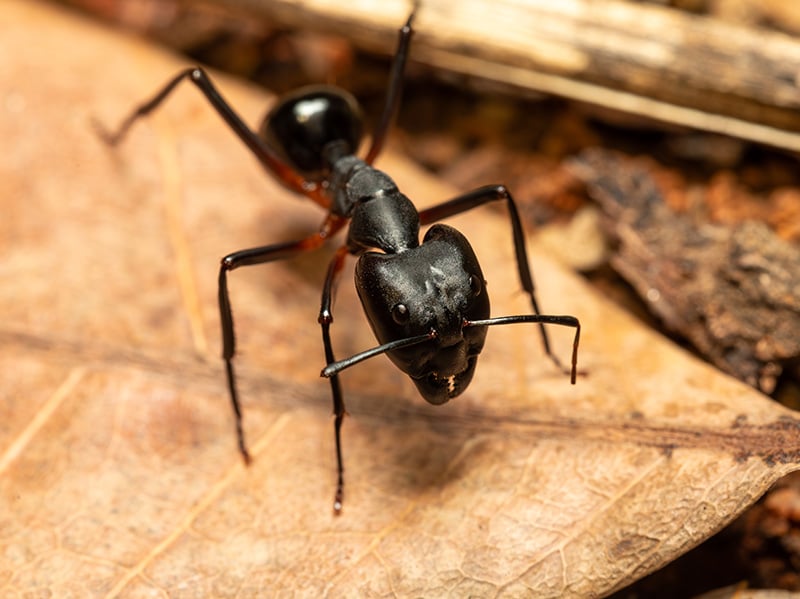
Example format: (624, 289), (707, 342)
(391, 303), (410, 325)
(468, 274), (483, 297)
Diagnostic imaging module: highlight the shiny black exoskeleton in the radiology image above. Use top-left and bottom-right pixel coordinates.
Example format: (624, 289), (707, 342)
(100, 12), (580, 513)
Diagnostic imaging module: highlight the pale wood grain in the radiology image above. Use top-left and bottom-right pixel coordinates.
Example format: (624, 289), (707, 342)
(209, 0), (800, 151)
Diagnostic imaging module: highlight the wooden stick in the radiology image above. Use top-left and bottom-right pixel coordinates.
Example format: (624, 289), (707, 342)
(211, 0), (800, 152)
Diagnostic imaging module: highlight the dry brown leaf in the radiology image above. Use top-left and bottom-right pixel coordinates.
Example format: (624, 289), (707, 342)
(3, 1), (800, 596)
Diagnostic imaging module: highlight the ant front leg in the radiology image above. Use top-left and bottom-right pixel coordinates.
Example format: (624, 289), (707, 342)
(419, 185), (572, 375)
(218, 217), (346, 463)
(318, 246), (351, 514)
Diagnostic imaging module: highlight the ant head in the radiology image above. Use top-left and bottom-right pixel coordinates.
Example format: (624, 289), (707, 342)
(260, 86), (363, 181)
(355, 224), (491, 404)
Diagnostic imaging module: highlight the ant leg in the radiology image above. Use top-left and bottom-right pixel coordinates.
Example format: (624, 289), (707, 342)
(317, 246), (351, 514)
(419, 184), (571, 374)
(364, 11), (416, 164)
(97, 67), (328, 208)
(219, 217), (346, 463)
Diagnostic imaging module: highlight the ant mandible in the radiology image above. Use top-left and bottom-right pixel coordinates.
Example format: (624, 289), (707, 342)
(100, 11), (580, 513)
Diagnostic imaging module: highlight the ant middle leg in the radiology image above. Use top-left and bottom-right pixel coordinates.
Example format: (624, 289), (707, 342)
(418, 184), (573, 375)
(219, 217), (346, 463)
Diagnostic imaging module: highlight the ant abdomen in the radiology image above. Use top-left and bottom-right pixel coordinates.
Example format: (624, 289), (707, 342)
(260, 86), (364, 180)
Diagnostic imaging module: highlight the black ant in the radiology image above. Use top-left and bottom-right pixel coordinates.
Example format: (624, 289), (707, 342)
(99, 12), (580, 513)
